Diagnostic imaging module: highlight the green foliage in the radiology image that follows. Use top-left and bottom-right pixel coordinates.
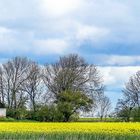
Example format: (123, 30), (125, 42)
(27, 105), (63, 122)
(57, 90), (93, 122)
(0, 117), (37, 122)
(35, 105), (49, 121)
(0, 117), (16, 122)
(131, 107), (140, 122)
(116, 107), (140, 122)
(116, 108), (132, 122)
(7, 108), (27, 120)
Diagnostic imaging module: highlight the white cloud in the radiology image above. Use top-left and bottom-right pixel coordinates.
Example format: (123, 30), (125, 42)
(99, 66), (140, 88)
(0, 27), (18, 51)
(0, 26), (34, 54)
(103, 55), (140, 65)
(0, 27), (14, 42)
(44, 20), (110, 44)
(76, 24), (110, 42)
(99, 66), (140, 107)
(0, 27), (11, 34)
(90, 55), (140, 66)
(0, 0), (38, 21)
(39, 0), (85, 18)
(33, 39), (69, 55)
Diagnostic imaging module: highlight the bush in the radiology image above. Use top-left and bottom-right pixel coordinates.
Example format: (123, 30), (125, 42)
(0, 117), (16, 122)
(7, 108), (27, 120)
(34, 105), (63, 122)
(132, 108), (140, 122)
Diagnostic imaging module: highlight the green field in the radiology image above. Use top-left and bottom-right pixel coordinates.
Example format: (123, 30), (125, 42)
(78, 117), (121, 122)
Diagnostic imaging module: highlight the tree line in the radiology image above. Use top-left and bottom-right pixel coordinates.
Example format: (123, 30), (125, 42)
(0, 54), (139, 122)
(0, 54), (111, 121)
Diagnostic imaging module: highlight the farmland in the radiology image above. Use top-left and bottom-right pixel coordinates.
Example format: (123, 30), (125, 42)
(0, 122), (140, 140)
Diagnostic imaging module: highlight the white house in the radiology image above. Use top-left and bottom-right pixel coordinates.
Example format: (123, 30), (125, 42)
(0, 102), (6, 117)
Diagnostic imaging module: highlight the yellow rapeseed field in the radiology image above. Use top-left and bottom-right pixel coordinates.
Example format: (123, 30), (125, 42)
(0, 122), (140, 136)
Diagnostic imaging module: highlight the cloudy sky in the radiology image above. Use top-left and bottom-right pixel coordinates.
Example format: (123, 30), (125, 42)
(0, 0), (140, 107)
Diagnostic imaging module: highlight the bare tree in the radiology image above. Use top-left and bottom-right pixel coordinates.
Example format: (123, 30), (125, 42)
(43, 54), (102, 100)
(0, 66), (5, 104)
(116, 71), (140, 121)
(96, 92), (111, 121)
(23, 62), (42, 112)
(1, 57), (31, 109)
(123, 71), (140, 108)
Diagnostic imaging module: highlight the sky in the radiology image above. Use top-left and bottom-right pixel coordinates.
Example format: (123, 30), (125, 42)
(0, 0), (140, 108)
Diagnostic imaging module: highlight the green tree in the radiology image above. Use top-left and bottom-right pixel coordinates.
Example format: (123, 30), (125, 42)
(57, 90), (93, 122)
(131, 107), (140, 122)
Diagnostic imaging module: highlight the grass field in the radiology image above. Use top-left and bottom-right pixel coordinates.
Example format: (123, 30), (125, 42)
(0, 122), (140, 140)
(78, 117), (121, 122)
